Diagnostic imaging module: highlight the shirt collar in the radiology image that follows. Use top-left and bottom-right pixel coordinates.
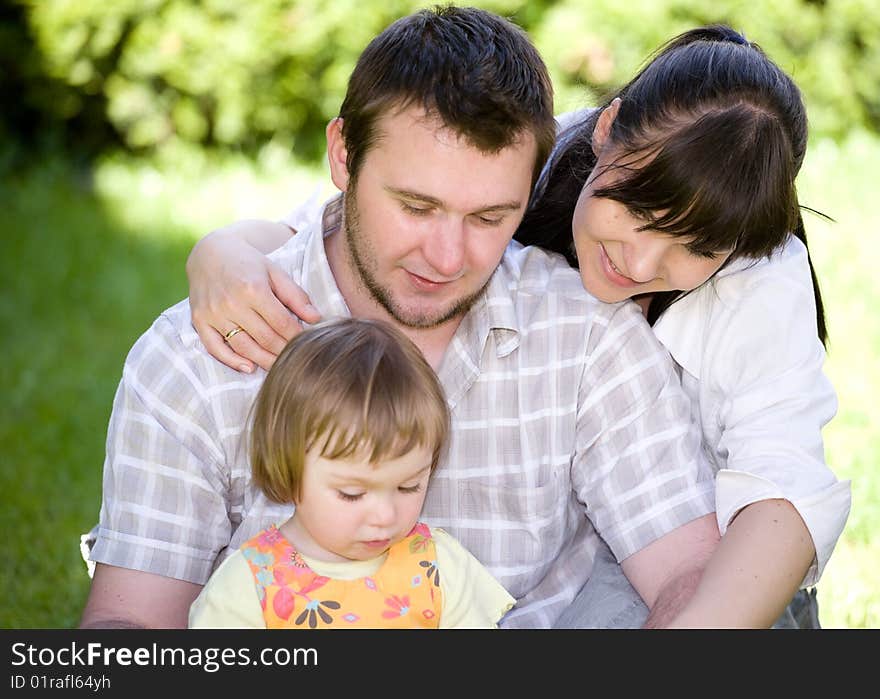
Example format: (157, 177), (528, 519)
(651, 238), (792, 378)
(651, 287), (706, 379)
(297, 195), (352, 322)
(435, 249), (521, 408)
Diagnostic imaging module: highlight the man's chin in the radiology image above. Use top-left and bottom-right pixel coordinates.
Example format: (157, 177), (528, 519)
(387, 292), (488, 328)
(389, 307), (463, 329)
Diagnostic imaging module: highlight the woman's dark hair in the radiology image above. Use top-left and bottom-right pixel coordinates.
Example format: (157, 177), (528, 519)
(516, 25), (827, 345)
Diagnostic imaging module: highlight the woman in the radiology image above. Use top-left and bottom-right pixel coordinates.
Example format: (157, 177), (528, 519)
(184, 26), (851, 627)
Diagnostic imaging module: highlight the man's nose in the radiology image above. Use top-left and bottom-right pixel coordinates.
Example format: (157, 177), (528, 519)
(422, 217), (466, 278)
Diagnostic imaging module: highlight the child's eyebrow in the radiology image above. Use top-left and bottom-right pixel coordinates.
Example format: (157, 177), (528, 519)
(327, 464), (431, 485)
(399, 465), (432, 480)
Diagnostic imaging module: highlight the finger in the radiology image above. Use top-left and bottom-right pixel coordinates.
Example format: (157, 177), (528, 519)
(195, 323), (255, 374)
(235, 308), (290, 357)
(252, 282), (307, 343)
(225, 328), (281, 371)
(269, 264), (322, 329)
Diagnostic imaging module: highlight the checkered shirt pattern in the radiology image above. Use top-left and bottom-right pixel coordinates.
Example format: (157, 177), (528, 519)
(89, 198), (714, 628)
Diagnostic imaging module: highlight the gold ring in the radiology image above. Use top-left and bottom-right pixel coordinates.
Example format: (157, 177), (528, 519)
(224, 326), (243, 342)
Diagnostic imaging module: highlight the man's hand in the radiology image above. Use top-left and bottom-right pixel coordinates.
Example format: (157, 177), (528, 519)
(79, 564), (203, 629)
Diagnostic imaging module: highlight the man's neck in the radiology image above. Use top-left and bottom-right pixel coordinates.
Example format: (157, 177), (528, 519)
(322, 197), (462, 370)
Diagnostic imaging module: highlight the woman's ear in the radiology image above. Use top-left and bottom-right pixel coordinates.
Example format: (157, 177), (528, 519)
(591, 97), (621, 156)
(326, 117), (350, 192)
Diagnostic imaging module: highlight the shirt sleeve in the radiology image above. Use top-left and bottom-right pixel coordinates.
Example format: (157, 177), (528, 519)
(89, 307), (234, 584)
(433, 529), (516, 629)
(188, 551), (265, 628)
(554, 109), (590, 132)
(572, 301), (716, 561)
(710, 271), (851, 586)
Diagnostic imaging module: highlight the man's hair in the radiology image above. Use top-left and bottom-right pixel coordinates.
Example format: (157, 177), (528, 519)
(250, 318), (450, 504)
(338, 4), (555, 185)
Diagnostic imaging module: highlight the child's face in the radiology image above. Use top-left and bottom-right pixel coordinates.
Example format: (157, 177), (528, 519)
(285, 445), (433, 562)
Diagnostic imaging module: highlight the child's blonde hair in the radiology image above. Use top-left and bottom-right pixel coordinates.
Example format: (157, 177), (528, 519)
(250, 317), (449, 503)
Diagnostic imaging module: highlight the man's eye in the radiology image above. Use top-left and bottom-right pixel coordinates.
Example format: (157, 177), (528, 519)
(337, 491), (364, 502)
(401, 202), (431, 216)
(476, 215), (504, 227)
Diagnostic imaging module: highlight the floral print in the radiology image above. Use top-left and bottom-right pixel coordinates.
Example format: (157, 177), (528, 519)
(382, 595), (411, 619)
(420, 558), (441, 587)
(240, 523), (442, 628)
(295, 599), (342, 628)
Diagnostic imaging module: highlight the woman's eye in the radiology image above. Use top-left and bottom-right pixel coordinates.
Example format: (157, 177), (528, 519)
(687, 247), (720, 260)
(625, 205), (652, 222)
(398, 484), (423, 494)
(337, 491), (364, 502)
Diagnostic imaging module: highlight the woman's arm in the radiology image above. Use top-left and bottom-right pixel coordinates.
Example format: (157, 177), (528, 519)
(647, 241), (850, 627)
(650, 499), (815, 628)
(186, 219), (320, 372)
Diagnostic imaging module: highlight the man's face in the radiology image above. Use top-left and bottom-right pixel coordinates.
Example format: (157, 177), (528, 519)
(330, 106), (537, 329)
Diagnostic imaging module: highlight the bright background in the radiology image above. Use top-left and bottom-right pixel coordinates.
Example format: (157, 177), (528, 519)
(1, 0), (877, 628)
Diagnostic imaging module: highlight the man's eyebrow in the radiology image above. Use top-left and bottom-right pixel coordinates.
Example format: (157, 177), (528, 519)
(385, 186), (523, 213)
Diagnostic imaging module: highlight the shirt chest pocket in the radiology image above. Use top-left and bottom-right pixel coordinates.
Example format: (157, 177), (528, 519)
(456, 473), (570, 575)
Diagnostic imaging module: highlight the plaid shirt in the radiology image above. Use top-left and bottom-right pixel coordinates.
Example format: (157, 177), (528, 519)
(90, 198), (714, 628)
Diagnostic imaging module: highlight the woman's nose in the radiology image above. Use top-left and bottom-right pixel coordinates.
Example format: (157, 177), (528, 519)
(624, 237), (669, 283)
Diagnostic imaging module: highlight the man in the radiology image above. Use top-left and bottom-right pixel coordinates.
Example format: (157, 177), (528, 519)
(80, 5), (718, 629)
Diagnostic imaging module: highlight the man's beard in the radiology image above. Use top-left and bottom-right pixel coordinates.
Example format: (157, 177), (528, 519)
(343, 188), (487, 329)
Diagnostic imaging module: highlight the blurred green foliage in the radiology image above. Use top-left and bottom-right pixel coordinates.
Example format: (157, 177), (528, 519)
(6, 0), (880, 164)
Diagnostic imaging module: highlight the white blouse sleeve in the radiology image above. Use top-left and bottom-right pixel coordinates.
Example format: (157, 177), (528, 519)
(708, 256), (851, 587)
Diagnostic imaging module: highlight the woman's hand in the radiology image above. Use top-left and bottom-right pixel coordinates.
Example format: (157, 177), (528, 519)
(186, 220), (321, 372)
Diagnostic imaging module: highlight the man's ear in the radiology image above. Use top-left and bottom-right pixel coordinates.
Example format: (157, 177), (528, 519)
(591, 97), (621, 156)
(326, 117), (350, 192)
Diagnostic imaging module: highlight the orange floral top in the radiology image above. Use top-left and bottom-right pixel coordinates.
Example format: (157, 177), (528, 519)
(240, 522), (443, 628)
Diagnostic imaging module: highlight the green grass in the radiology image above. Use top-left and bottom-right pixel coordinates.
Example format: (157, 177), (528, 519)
(0, 162), (193, 627)
(0, 146), (322, 628)
(0, 134), (876, 628)
(798, 131), (880, 628)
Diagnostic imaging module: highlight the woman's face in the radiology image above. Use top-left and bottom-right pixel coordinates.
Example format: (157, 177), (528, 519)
(572, 149), (732, 304)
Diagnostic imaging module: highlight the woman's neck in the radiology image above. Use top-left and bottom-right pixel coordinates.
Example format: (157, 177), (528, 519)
(633, 293), (653, 318)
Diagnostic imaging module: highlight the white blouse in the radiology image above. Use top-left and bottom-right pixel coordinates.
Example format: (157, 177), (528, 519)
(652, 235), (851, 586)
